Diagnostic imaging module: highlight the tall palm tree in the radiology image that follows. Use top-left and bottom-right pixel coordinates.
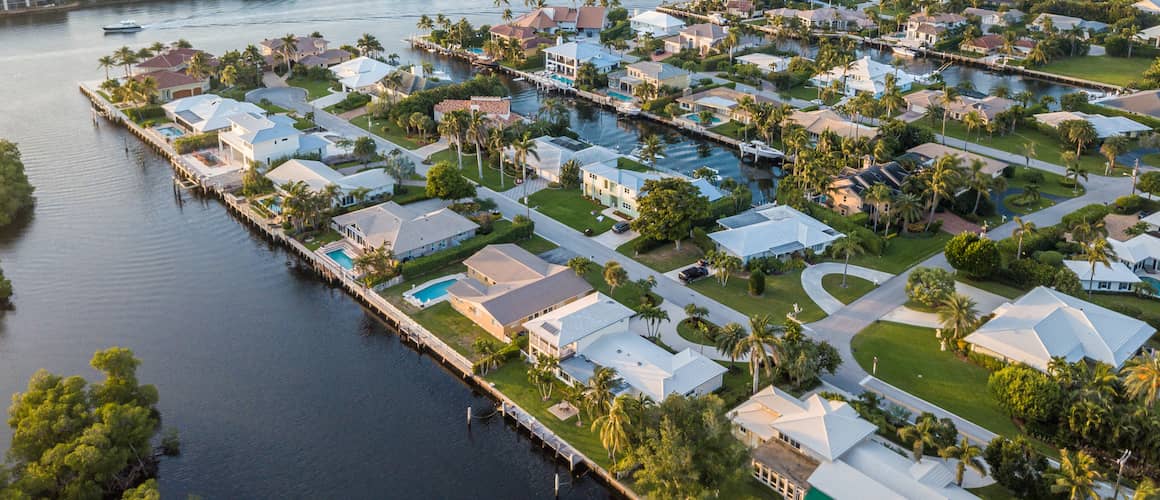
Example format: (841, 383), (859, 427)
(733, 315), (784, 394)
(881, 74), (905, 118)
(938, 293), (978, 346)
(1022, 141), (1037, 168)
(591, 396), (632, 463)
(895, 192), (923, 234)
(1082, 239), (1114, 297)
(438, 110), (467, 170)
(511, 132), (539, 218)
(715, 322), (746, 366)
(279, 33), (299, 70)
(486, 125), (508, 188)
(940, 438), (986, 486)
(417, 15), (434, 32)
(966, 159), (991, 215)
(583, 366), (618, 421)
(925, 154), (963, 230)
(356, 33), (383, 57)
(1062, 152), (1086, 195)
(962, 110), (984, 145)
(1100, 135), (1128, 175)
(638, 134), (664, 165)
(113, 46), (138, 78)
(939, 86), (960, 144)
(636, 304), (670, 338)
(898, 417), (939, 462)
(220, 64), (238, 88)
(465, 110), (489, 181)
(865, 183), (892, 234)
(603, 261), (628, 295)
(1124, 352), (1160, 408)
(1012, 217), (1036, 260)
(831, 233), (866, 288)
(185, 52), (211, 80)
(97, 55), (117, 81)
(1047, 449), (1102, 500)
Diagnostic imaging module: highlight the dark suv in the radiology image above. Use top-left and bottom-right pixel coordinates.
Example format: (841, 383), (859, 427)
(612, 221), (631, 234)
(678, 265), (709, 284)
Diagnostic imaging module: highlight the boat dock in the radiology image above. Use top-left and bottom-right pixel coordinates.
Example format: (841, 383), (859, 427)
(78, 81), (638, 500)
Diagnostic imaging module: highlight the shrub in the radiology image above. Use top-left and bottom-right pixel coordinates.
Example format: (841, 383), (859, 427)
(173, 132), (219, 153)
(945, 232), (999, 279)
(988, 365), (1062, 424)
(1032, 250), (1064, 267)
(1052, 268), (1082, 296)
(125, 105), (166, 123)
(329, 92), (371, 113)
(401, 218), (534, 278)
(1112, 195), (1144, 215)
(968, 351), (1008, 372)
(691, 227), (714, 253)
(749, 269), (765, 296)
(905, 267), (954, 307)
(632, 236), (667, 255)
(1002, 166), (1016, 178)
(1020, 169), (1045, 185)
(1060, 204), (1110, 228)
(1004, 258), (1056, 288)
(1110, 303), (1143, 318)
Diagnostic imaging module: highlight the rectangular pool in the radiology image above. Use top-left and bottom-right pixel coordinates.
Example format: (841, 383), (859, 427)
(685, 113), (722, 125)
(326, 248), (355, 270)
(608, 91), (633, 102)
(156, 125), (185, 139)
(413, 277), (458, 303)
(467, 47), (484, 55)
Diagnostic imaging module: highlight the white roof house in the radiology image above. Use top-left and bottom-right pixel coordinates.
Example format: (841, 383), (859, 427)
(518, 135), (620, 182)
(544, 40), (623, 81)
(580, 160), (727, 217)
(330, 201), (479, 259)
(1109, 233), (1160, 272)
(162, 94), (266, 133)
(730, 386), (978, 500)
(217, 112), (301, 167)
(630, 9), (685, 37)
(709, 205), (843, 263)
(330, 56), (396, 93)
(527, 293), (726, 401)
(810, 56), (916, 97)
(1033, 111), (1152, 139)
(965, 286), (1155, 371)
(1136, 0), (1160, 13)
(265, 159), (396, 207)
(736, 53), (795, 73)
(1063, 260), (1142, 293)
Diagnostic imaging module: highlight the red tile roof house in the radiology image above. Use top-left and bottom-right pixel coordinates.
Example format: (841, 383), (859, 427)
(962, 34), (1005, 54)
(509, 6), (607, 38)
(488, 24), (554, 56)
(726, 0), (757, 18)
(433, 96), (522, 125)
(134, 48), (217, 75)
(131, 70), (210, 102)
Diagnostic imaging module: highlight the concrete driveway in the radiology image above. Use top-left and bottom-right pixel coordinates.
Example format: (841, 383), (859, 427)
(800, 263), (894, 314)
(591, 227), (636, 250)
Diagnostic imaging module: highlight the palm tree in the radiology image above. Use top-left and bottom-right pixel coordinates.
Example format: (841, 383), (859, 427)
(185, 52), (210, 79)
(1082, 239), (1114, 297)
(591, 396), (632, 463)
(864, 183), (892, 234)
(1012, 217), (1036, 260)
(583, 366), (618, 422)
(938, 293), (978, 346)
(925, 154), (963, 230)
(881, 74), (905, 118)
(279, 33), (299, 70)
(831, 233), (866, 288)
(638, 134), (664, 165)
(356, 33), (383, 57)
(715, 322), (746, 366)
(1064, 160), (1087, 196)
(898, 417), (939, 462)
(1100, 135), (1128, 175)
(895, 192), (923, 234)
(1124, 352), (1160, 408)
(1022, 141), (1037, 168)
(511, 132), (539, 218)
(684, 303), (709, 328)
(962, 110), (984, 145)
(636, 303), (670, 338)
(733, 315), (784, 394)
(965, 159), (991, 215)
(1047, 449), (1102, 500)
(220, 64), (238, 88)
(465, 110), (489, 181)
(567, 256), (594, 277)
(940, 438), (986, 486)
(438, 110), (467, 170)
(486, 125), (508, 188)
(97, 55), (117, 81)
(417, 14), (434, 32)
(603, 261), (628, 295)
(939, 86), (960, 144)
(113, 46), (138, 78)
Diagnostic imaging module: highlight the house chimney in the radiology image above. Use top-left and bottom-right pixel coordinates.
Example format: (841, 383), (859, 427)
(556, 36), (564, 46)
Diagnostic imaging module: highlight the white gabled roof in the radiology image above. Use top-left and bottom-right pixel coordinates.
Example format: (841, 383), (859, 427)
(965, 286), (1155, 370)
(736, 53), (792, 72)
(524, 293), (634, 348)
(630, 10), (685, 29)
(266, 159), (394, 193)
(330, 56), (395, 90)
(1033, 110), (1152, 138)
(709, 204), (843, 259)
(1109, 233), (1160, 265)
(1063, 260), (1141, 284)
(331, 201), (478, 254)
(226, 112), (299, 144)
(544, 41), (622, 68)
(813, 56), (916, 94)
(581, 331), (726, 401)
(163, 94), (266, 133)
(819, 440), (978, 500)
(730, 386), (875, 461)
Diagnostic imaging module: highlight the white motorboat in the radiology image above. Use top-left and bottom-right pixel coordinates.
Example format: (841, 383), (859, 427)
(739, 140), (785, 161)
(892, 47), (917, 58)
(103, 20), (143, 33)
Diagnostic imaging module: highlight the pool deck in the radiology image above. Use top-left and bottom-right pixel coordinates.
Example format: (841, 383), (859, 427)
(403, 273), (465, 308)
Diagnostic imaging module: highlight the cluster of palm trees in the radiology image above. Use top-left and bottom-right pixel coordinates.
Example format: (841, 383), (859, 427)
(1022, 20), (1097, 67)
(278, 181), (367, 234)
(415, 14), (482, 49)
(436, 108), (546, 202)
(894, 413), (985, 487)
(702, 315), (840, 393)
(702, 250), (742, 287)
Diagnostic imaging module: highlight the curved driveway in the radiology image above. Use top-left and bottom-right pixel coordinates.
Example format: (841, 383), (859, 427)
(800, 263), (894, 314)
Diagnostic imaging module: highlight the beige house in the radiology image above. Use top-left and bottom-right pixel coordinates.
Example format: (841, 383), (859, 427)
(258, 35), (330, 63)
(828, 161), (910, 216)
(330, 201), (479, 261)
(904, 89), (1015, 123)
(663, 23), (727, 56)
(907, 142), (1007, 177)
(676, 87), (772, 124)
(905, 12), (967, 46)
(133, 70), (209, 102)
(608, 61), (692, 96)
(787, 109), (879, 141)
(447, 244), (593, 341)
(765, 7), (875, 31)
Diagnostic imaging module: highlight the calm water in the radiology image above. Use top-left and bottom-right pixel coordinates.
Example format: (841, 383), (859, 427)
(0, 1), (640, 497)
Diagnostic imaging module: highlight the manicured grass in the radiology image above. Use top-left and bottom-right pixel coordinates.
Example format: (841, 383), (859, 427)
(1141, 152), (1160, 167)
(1003, 193), (1055, 215)
(292, 117), (314, 130)
(1005, 165), (1084, 198)
(391, 185), (431, 205)
(617, 156), (650, 172)
(915, 119), (1107, 173)
(286, 76), (337, 100)
(517, 234), (558, 254)
(956, 277), (1025, 299)
(717, 362), (778, 411)
(302, 228), (342, 251)
(677, 318), (713, 345)
(526, 188), (616, 235)
(821, 274), (876, 305)
(349, 114), (427, 150)
(969, 483), (1020, 500)
(429, 148), (517, 193)
(689, 270), (825, 323)
(1086, 292), (1160, 317)
(616, 238), (704, 272)
(255, 100), (290, 114)
(843, 233), (952, 274)
(710, 120), (748, 140)
(408, 302), (494, 362)
(1037, 56), (1154, 87)
(581, 265), (661, 309)
(782, 84), (823, 103)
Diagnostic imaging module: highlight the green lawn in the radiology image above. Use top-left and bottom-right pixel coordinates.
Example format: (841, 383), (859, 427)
(717, 362), (778, 411)
(617, 157), (650, 172)
(286, 76), (337, 100)
(1003, 193), (1055, 215)
(349, 114), (427, 150)
(782, 84), (823, 103)
(969, 483), (1020, 500)
(408, 301), (494, 362)
(956, 277), (1025, 299)
(915, 120), (1107, 173)
(709, 120), (748, 140)
(821, 274), (876, 305)
(689, 270), (825, 323)
(616, 238), (704, 273)
(1037, 55), (1154, 87)
(581, 265), (660, 309)
(517, 234), (558, 254)
(677, 318), (714, 345)
(842, 233), (952, 274)
(525, 188), (616, 235)
(428, 148), (516, 192)
(1141, 152), (1160, 167)
(255, 100), (290, 114)
(1005, 165), (1084, 198)
(301, 228), (342, 251)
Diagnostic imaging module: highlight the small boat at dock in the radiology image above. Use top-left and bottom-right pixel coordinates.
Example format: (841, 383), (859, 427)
(739, 140), (785, 161)
(103, 20), (142, 33)
(892, 47), (917, 58)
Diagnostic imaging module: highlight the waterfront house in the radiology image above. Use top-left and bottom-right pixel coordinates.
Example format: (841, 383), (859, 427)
(961, 34), (1005, 55)
(580, 160), (723, 217)
(1136, 0), (1160, 14)
(525, 293), (726, 401)
(1034, 110), (1152, 139)
(629, 9), (685, 38)
(382, 66), (452, 100)
(676, 87), (772, 124)
(265, 159), (395, 208)
(134, 48), (216, 75)
(962, 7), (1024, 29)
(297, 48), (355, 69)
(1031, 13), (1108, 35)
(709, 204), (843, 264)
(607, 61), (691, 97)
(904, 89), (1015, 124)
(433, 96), (521, 125)
(217, 112), (301, 167)
(544, 40), (622, 85)
(787, 109), (879, 141)
(1062, 260), (1142, 293)
(725, 0), (756, 18)
(1109, 233), (1160, 273)
(517, 135), (619, 183)
(765, 7), (875, 31)
(828, 160), (910, 216)
(905, 12), (968, 46)
(736, 53), (796, 74)
(258, 35), (330, 63)
(489, 25), (554, 56)
(329, 56), (396, 94)
(810, 56), (915, 97)
(161, 94), (267, 134)
(330, 201), (478, 261)
(730, 386), (978, 500)
(511, 6), (608, 37)
(663, 23), (727, 56)
(907, 143), (1006, 177)
(447, 244), (593, 341)
(132, 70), (209, 102)
(1097, 89), (1160, 119)
(966, 286), (1155, 371)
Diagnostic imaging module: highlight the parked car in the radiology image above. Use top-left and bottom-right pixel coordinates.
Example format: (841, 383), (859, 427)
(678, 265), (709, 284)
(612, 222), (630, 234)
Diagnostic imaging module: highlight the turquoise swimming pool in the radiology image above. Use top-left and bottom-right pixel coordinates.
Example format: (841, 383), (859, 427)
(685, 113), (722, 125)
(413, 277), (458, 303)
(327, 248), (355, 270)
(1143, 276), (1160, 294)
(467, 47), (484, 55)
(156, 125), (184, 139)
(549, 74), (574, 86)
(608, 91), (633, 102)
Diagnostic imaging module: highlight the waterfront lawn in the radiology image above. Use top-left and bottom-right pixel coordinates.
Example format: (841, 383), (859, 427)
(842, 232), (951, 274)
(689, 270), (825, 323)
(821, 274), (876, 305)
(616, 238), (704, 273)
(286, 76), (337, 100)
(525, 188), (616, 235)
(709, 120), (748, 140)
(302, 228), (342, 251)
(582, 265), (661, 309)
(916, 119), (1106, 173)
(517, 234), (558, 254)
(1037, 56), (1154, 87)
(350, 114), (427, 150)
(409, 302), (494, 362)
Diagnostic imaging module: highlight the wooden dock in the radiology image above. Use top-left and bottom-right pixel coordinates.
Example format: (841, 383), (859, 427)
(78, 82), (638, 500)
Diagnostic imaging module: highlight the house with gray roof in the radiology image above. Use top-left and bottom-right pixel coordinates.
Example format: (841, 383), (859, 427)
(448, 244), (593, 341)
(580, 160), (725, 218)
(265, 159), (396, 208)
(217, 112), (301, 167)
(608, 61), (692, 97)
(710, 204), (843, 263)
(330, 201), (478, 261)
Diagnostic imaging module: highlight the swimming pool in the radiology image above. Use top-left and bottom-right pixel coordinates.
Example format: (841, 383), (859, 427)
(685, 113), (722, 125)
(467, 47), (484, 55)
(608, 91), (633, 102)
(327, 248), (355, 271)
(156, 125), (185, 139)
(1143, 276), (1160, 295)
(548, 74), (574, 86)
(413, 277), (458, 303)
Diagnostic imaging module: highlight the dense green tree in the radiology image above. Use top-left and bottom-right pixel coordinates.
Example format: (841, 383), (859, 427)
(0, 140), (35, 228)
(748, 269), (765, 296)
(945, 232), (999, 279)
(984, 437), (1052, 499)
(1053, 268), (1083, 296)
(905, 267), (954, 307)
(425, 161), (476, 201)
(631, 178), (709, 250)
(989, 365), (1062, 424)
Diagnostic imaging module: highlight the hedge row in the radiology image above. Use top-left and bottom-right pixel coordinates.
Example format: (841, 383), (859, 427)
(401, 219), (534, 278)
(173, 132), (218, 154)
(125, 105), (166, 123)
